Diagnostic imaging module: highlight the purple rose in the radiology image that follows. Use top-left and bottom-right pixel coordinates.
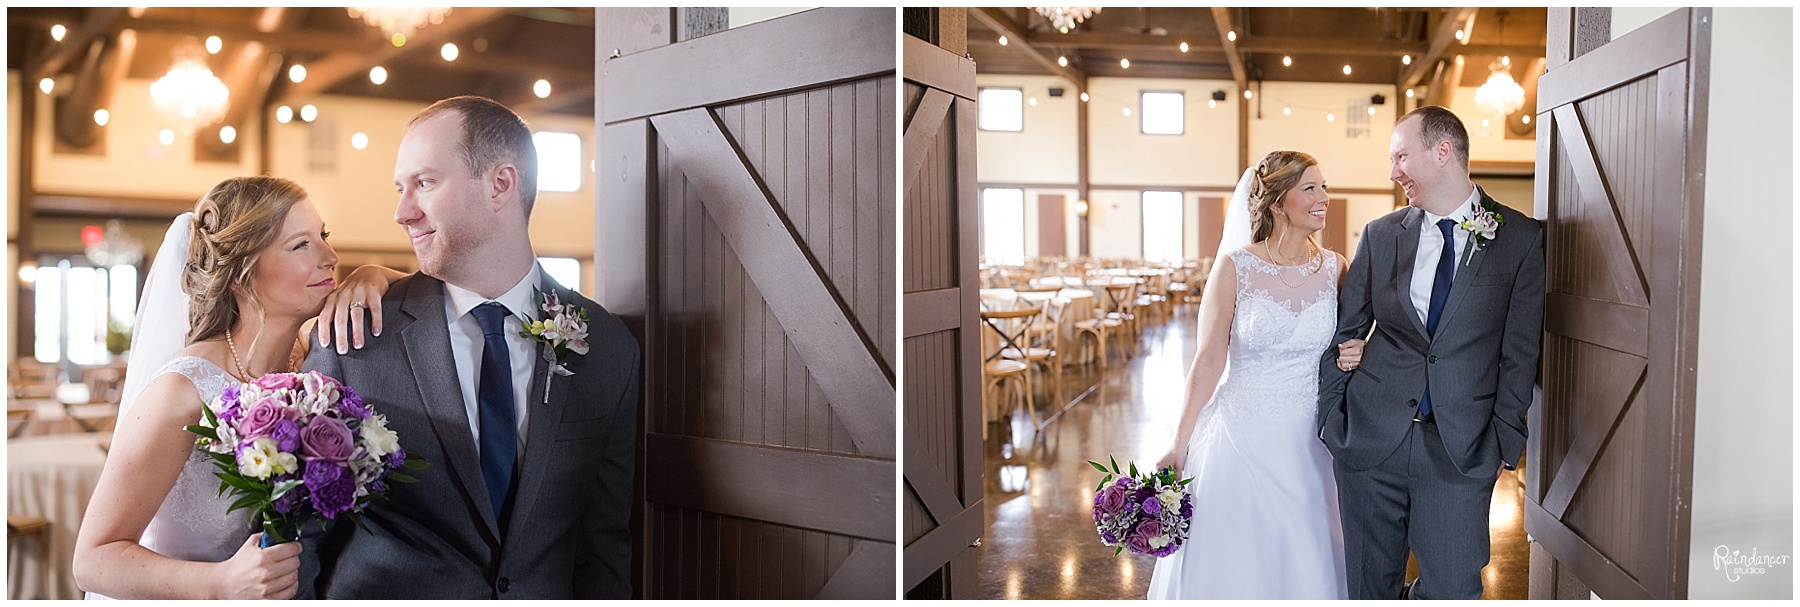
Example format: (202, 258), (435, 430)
(303, 460), (356, 519)
(237, 398), (287, 439)
(1115, 477), (1132, 488)
(338, 386), (370, 419)
(255, 373), (298, 391)
(1099, 484), (1129, 513)
(299, 415), (355, 462)
(1127, 532), (1153, 555)
(1142, 496), (1161, 516)
(270, 418), (301, 453)
(1136, 519), (1164, 540)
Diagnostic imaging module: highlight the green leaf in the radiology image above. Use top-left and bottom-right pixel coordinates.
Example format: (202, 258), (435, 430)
(184, 424), (218, 441)
(1109, 455), (1120, 474)
(387, 472), (418, 484)
(1113, 545), (1124, 557)
(1087, 460), (1109, 473)
(270, 479), (303, 498)
(402, 457), (433, 471)
(1129, 461), (1139, 478)
(229, 494), (264, 512)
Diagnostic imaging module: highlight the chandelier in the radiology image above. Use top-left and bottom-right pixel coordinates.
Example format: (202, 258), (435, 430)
(85, 220), (144, 268)
(1474, 59), (1525, 117)
(1473, 11), (1526, 118)
(347, 7), (451, 40)
(1033, 7), (1101, 33)
(148, 41), (229, 134)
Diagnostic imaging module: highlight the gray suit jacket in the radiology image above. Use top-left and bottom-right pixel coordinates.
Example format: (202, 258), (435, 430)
(299, 270), (639, 598)
(1318, 190), (1544, 476)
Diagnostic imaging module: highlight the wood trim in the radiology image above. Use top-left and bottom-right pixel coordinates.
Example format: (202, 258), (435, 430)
(902, 501), (982, 589)
(1544, 294), (1649, 357)
(275, 7), (508, 103)
(953, 95), (986, 506)
(904, 89), (954, 191)
(903, 35), (976, 100)
(969, 8), (1085, 88)
(603, 8), (895, 123)
(644, 433), (894, 542)
(1400, 8), (1476, 90)
(28, 8), (124, 81)
(815, 540), (896, 599)
(1469, 160), (1535, 176)
(31, 193), (194, 218)
(596, 120), (653, 324)
(903, 425), (966, 523)
(1209, 7), (1248, 91)
(1553, 104), (1649, 304)
(1545, 8), (1574, 70)
(1537, 8), (1688, 110)
(904, 289), (961, 338)
(1525, 498), (1654, 598)
(975, 182), (1396, 196)
(649, 107), (896, 457)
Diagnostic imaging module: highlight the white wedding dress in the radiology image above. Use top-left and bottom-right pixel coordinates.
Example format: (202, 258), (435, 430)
(86, 359), (251, 600)
(1145, 247), (1348, 599)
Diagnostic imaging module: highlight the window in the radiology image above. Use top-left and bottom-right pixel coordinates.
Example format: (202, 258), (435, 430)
(33, 258), (137, 364)
(533, 131), (582, 193)
(1141, 191), (1184, 262)
(1141, 91), (1184, 135)
(978, 88), (1023, 132)
(539, 256), (581, 293)
(981, 188), (1026, 265)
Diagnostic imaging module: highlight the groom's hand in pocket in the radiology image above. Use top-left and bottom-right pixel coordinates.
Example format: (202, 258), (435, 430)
(1334, 338), (1366, 372)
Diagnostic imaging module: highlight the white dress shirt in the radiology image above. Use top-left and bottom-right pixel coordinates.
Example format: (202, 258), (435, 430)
(1410, 186), (1481, 327)
(443, 264), (541, 456)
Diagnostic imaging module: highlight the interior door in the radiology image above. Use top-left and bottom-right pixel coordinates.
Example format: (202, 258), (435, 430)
(598, 8), (896, 599)
(1526, 7), (1710, 599)
(899, 33), (983, 599)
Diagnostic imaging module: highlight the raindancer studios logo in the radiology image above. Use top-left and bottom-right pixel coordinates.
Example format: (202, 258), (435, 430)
(1713, 545), (1791, 582)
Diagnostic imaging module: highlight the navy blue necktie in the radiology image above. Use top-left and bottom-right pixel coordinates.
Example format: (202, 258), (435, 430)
(1419, 219), (1457, 418)
(471, 302), (518, 523)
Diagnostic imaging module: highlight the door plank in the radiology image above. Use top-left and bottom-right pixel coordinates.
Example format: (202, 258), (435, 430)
(1526, 499), (1654, 598)
(904, 89), (955, 190)
(816, 540), (897, 599)
(645, 433), (894, 542)
(903, 501), (982, 589)
(651, 107), (897, 458)
(1544, 293), (1650, 357)
(1543, 357), (1647, 518)
(1537, 7), (1689, 110)
(905, 425), (967, 523)
(1553, 104), (1651, 306)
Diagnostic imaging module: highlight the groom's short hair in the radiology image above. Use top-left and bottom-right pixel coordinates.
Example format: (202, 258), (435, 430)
(1400, 105), (1470, 172)
(410, 96), (540, 218)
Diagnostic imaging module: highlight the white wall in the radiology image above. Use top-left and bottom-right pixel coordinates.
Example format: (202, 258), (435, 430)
(32, 78), (262, 200)
(1086, 77), (1240, 187)
(1677, 7), (1791, 600)
(975, 74), (1080, 185)
(1250, 80), (1401, 190)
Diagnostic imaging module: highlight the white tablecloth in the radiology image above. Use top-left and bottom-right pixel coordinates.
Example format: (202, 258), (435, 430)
(8, 432), (109, 599)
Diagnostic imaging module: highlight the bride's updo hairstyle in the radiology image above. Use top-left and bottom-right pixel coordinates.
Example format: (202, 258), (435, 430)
(182, 176), (308, 343)
(1248, 150), (1319, 243)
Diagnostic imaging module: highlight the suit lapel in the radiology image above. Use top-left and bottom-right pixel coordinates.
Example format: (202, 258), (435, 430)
(1393, 207), (1432, 341)
(1434, 192), (1496, 337)
(398, 276), (502, 539)
(505, 270), (573, 534)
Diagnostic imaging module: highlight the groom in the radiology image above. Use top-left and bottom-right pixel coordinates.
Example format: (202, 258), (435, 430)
(300, 96), (639, 598)
(1318, 106), (1544, 599)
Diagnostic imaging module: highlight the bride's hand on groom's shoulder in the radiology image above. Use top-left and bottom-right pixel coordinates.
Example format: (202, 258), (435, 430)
(1335, 339), (1366, 372)
(214, 533), (301, 600)
(317, 265), (405, 354)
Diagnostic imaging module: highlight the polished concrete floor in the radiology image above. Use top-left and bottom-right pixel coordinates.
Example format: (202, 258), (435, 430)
(975, 304), (1529, 600)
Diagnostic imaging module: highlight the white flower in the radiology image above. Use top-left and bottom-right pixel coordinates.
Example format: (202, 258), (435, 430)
(360, 414), (400, 458)
(237, 437), (294, 479)
(1158, 488), (1180, 511)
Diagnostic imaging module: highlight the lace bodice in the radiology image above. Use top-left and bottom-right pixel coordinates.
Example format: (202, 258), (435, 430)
(1205, 248), (1340, 423)
(136, 356), (253, 563)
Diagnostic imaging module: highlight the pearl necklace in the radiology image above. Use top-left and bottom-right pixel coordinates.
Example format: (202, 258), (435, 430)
(224, 327), (288, 381)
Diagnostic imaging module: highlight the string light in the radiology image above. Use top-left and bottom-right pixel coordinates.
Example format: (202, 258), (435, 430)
(1120, 58), (1130, 69)
(158, 129), (175, 145)
(276, 106), (293, 123)
(999, 35), (1008, 46)
(38, 78), (53, 94)
(352, 132), (369, 150)
(51, 24), (66, 42)
(1403, 54), (1412, 65)
(1343, 64), (1352, 75)
(533, 79), (551, 98)
(205, 36), (222, 54)
(289, 64), (306, 83)
(1227, 31), (1236, 42)
(1283, 106), (1291, 116)
(1368, 106), (1377, 116)
(1283, 56), (1292, 67)
(219, 126), (236, 144)
(370, 66), (388, 85)
(300, 104), (317, 122)
(1326, 113), (1335, 122)
(1058, 56), (1068, 67)
(1080, 92), (1089, 102)
(1179, 42), (1189, 52)
(94, 109), (109, 126)
(1243, 89), (1252, 100)
(1521, 114), (1531, 124)
(441, 43), (459, 61)
(1028, 96), (1038, 107)
(1122, 107), (1131, 116)
(1208, 99), (1216, 109)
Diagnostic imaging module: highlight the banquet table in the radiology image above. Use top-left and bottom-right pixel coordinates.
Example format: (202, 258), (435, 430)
(9, 432), (110, 599)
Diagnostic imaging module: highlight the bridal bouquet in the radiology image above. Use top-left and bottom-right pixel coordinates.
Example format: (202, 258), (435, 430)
(1089, 457), (1193, 557)
(186, 371), (427, 545)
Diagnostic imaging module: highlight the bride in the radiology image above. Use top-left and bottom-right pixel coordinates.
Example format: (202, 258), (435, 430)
(72, 176), (400, 599)
(1146, 151), (1362, 599)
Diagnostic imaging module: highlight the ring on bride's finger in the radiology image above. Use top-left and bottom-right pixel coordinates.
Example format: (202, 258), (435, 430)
(350, 301), (367, 310)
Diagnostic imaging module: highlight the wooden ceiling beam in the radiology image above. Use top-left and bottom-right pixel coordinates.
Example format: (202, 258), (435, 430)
(109, 15), (374, 55)
(276, 7), (510, 103)
(387, 51), (596, 84)
(1400, 7), (1477, 91)
(1209, 7), (1247, 91)
(970, 7), (1086, 91)
(506, 87), (595, 117)
(30, 8), (126, 81)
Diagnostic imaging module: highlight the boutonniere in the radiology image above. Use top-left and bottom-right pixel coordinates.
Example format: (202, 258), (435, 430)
(517, 288), (589, 403)
(1457, 197), (1505, 266)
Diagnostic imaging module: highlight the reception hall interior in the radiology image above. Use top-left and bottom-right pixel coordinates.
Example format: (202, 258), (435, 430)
(900, 6), (1791, 601)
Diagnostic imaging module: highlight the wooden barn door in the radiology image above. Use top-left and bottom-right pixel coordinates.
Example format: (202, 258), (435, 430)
(1526, 8), (1710, 599)
(597, 8), (896, 599)
(900, 33), (983, 599)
